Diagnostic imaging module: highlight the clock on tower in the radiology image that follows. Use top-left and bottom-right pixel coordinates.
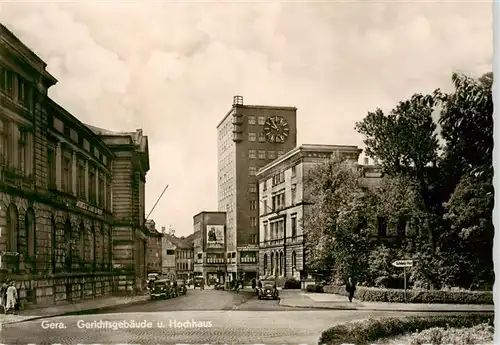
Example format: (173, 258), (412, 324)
(263, 116), (289, 143)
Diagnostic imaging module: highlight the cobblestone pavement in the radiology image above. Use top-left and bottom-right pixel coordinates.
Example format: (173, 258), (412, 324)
(0, 309), (436, 344)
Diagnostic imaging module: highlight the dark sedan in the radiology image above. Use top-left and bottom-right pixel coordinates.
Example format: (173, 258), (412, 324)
(258, 283), (279, 300)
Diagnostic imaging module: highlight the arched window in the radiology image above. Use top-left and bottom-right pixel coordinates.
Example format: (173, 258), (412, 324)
(275, 253), (279, 276)
(270, 252), (274, 274)
(51, 215), (56, 272)
(292, 251), (296, 268)
(25, 208), (36, 259)
(263, 254), (268, 275)
(6, 204), (18, 252)
(279, 252), (283, 276)
(64, 219), (72, 272)
(79, 222), (85, 267)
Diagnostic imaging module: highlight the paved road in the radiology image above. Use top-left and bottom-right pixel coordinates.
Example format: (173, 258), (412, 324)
(0, 290), (467, 344)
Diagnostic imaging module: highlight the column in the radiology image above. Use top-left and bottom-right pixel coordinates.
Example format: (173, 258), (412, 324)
(55, 142), (62, 190)
(84, 160), (89, 199)
(95, 168), (99, 205)
(72, 151), (77, 196)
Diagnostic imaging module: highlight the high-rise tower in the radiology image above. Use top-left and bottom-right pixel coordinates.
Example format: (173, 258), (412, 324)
(217, 96), (297, 282)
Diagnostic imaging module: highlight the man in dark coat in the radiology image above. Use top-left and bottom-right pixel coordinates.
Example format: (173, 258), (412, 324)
(346, 277), (356, 302)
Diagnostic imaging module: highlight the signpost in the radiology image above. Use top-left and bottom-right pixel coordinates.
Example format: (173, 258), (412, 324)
(392, 260), (413, 303)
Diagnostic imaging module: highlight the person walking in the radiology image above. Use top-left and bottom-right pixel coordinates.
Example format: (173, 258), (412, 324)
(5, 281), (17, 314)
(346, 277), (356, 302)
(0, 281), (7, 314)
(251, 278), (256, 291)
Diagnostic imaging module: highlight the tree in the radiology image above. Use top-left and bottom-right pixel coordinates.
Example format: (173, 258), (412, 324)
(355, 94), (440, 249)
(302, 153), (375, 281)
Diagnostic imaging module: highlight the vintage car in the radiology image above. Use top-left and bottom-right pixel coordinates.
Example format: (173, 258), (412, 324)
(193, 277), (204, 289)
(258, 282), (279, 300)
(150, 279), (173, 299)
(176, 280), (187, 295)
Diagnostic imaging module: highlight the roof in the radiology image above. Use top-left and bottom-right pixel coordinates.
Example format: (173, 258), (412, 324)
(164, 232), (199, 249)
(256, 144), (362, 176)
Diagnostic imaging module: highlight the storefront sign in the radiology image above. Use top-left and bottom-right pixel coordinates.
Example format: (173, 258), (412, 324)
(76, 201), (103, 216)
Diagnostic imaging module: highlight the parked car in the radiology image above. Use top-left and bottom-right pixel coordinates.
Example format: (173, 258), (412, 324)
(258, 282), (279, 300)
(193, 277), (204, 289)
(150, 279), (171, 299)
(177, 280), (187, 295)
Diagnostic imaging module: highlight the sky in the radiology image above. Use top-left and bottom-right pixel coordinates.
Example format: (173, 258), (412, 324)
(0, 1), (492, 237)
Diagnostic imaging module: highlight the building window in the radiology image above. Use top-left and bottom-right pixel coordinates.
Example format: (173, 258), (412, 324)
(249, 184), (257, 193)
(263, 221), (268, 241)
(250, 234), (258, 244)
(258, 150), (266, 159)
(262, 180), (267, 192)
(272, 193), (285, 211)
(292, 251), (296, 269)
(279, 252), (283, 275)
(1, 68), (14, 97)
(248, 116), (256, 125)
(249, 166), (256, 176)
(364, 157), (369, 165)
(98, 173), (105, 207)
(291, 165), (296, 177)
(90, 226), (96, 269)
(0, 120), (6, 165)
(18, 77), (32, 110)
(62, 153), (72, 194)
(18, 129), (28, 174)
(89, 165), (96, 204)
(248, 132), (256, 141)
(270, 252), (274, 273)
(377, 217), (387, 237)
(250, 217), (257, 228)
(258, 132), (266, 142)
(77, 159), (86, 199)
(240, 251), (257, 263)
(291, 216), (297, 238)
(249, 149), (256, 159)
(291, 184), (297, 204)
(397, 218), (407, 236)
(7, 204), (19, 253)
(25, 208), (36, 260)
(79, 222), (85, 266)
(250, 200), (257, 210)
(277, 151), (284, 157)
(47, 147), (57, 189)
(263, 254), (268, 275)
(257, 116), (265, 125)
(263, 199), (268, 214)
(64, 219), (72, 272)
(268, 151), (276, 160)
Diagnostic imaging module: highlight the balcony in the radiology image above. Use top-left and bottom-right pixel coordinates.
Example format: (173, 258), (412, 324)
(205, 258), (225, 265)
(259, 235), (304, 248)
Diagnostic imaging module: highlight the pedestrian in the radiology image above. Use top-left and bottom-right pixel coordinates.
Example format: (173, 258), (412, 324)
(0, 281), (7, 314)
(346, 277), (356, 302)
(258, 280), (262, 289)
(251, 278), (256, 291)
(5, 281), (17, 314)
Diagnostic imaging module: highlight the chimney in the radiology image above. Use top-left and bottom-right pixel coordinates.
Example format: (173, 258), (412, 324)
(233, 95), (243, 106)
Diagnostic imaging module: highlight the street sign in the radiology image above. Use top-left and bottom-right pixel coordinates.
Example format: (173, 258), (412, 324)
(392, 260), (413, 267)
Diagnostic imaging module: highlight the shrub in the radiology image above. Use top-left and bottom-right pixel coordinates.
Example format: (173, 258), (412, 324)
(323, 284), (493, 304)
(306, 284), (324, 293)
(283, 277), (301, 289)
(318, 314), (494, 345)
(401, 322), (494, 345)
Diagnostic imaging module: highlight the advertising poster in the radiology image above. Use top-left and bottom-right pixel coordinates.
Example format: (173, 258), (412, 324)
(206, 225), (224, 249)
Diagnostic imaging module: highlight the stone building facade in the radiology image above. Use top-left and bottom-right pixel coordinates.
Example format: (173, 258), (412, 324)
(256, 144), (367, 280)
(0, 24), (115, 307)
(145, 219), (162, 274)
(86, 125), (150, 294)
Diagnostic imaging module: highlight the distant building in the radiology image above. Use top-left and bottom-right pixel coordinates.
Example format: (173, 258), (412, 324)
(257, 144), (369, 280)
(193, 212), (226, 284)
(161, 227), (176, 279)
(216, 96), (297, 284)
(160, 227), (197, 281)
(145, 220), (162, 274)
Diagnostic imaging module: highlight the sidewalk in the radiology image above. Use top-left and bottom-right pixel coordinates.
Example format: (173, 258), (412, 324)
(0, 294), (150, 325)
(278, 290), (495, 312)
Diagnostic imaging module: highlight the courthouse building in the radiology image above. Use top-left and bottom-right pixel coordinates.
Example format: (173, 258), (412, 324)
(256, 144), (365, 280)
(0, 23), (150, 306)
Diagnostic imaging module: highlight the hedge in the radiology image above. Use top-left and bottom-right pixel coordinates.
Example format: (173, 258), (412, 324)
(318, 313), (494, 345)
(283, 278), (301, 289)
(306, 284), (324, 293)
(323, 284), (493, 304)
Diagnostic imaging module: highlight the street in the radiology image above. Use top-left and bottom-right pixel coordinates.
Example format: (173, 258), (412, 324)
(0, 289), (456, 344)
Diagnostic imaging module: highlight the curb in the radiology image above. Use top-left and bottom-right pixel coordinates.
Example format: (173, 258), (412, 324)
(1, 297), (152, 325)
(278, 299), (495, 313)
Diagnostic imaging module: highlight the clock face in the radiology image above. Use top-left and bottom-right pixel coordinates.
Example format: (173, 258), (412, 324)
(263, 116), (289, 143)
